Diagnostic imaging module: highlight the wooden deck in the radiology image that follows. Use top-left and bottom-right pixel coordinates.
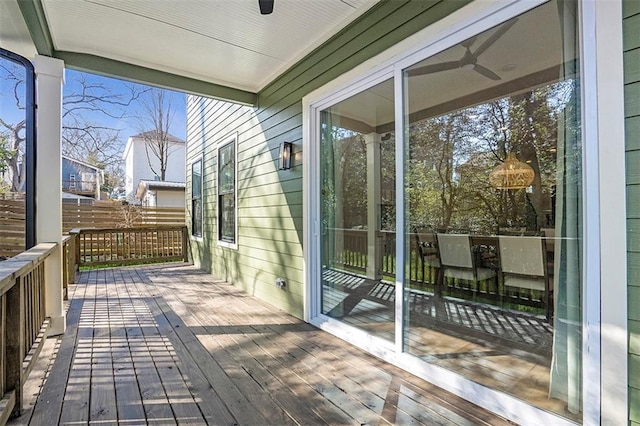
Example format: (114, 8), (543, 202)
(9, 263), (513, 425)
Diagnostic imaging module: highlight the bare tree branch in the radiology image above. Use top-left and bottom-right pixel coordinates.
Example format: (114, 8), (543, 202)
(135, 89), (178, 181)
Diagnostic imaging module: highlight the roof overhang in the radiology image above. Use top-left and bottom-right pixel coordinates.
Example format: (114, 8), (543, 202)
(3, 0), (379, 105)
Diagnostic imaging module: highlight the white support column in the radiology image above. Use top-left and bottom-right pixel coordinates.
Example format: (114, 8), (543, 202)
(365, 133), (381, 280)
(33, 55), (66, 336)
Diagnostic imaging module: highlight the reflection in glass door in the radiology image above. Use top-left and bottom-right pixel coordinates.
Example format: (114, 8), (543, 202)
(402, 1), (582, 421)
(0, 48), (36, 250)
(319, 78), (396, 342)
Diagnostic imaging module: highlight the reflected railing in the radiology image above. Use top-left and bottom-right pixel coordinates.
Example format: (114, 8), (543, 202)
(325, 228), (554, 319)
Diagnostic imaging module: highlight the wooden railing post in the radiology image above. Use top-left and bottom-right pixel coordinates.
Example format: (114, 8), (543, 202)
(69, 229), (81, 269)
(5, 279), (24, 418)
(182, 226), (189, 263)
(67, 234), (76, 285)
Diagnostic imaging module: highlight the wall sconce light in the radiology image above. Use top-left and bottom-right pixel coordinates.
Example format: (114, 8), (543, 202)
(279, 141), (293, 170)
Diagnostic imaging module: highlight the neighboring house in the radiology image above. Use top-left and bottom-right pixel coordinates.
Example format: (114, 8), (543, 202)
(135, 180), (185, 208)
(61, 155), (103, 199)
(122, 131), (185, 201)
(61, 191), (94, 205)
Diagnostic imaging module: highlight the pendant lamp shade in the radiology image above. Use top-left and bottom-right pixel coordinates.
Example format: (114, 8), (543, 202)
(489, 152), (535, 190)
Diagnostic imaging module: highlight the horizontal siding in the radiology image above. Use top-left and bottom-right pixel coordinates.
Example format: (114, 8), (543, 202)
(186, 0), (471, 318)
(633, 386), (640, 423)
(626, 0), (640, 421)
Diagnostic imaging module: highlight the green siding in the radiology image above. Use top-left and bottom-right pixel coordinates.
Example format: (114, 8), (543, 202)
(185, 0), (468, 318)
(627, 0), (640, 422)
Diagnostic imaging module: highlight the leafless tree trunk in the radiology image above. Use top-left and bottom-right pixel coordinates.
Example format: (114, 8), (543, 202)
(137, 89), (176, 181)
(0, 62), (146, 192)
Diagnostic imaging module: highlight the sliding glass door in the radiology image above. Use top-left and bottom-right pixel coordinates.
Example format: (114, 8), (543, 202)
(402, 1), (582, 420)
(313, 0), (584, 422)
(319, 78), (396, 342)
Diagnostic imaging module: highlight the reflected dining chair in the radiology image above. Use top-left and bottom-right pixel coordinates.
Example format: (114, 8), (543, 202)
(498, 235), (552, 320)
(413, 229), (441, 289)
(435, 233), (497, 296)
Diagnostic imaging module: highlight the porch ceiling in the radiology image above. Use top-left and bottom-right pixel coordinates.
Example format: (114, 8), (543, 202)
(2, 0), (378, 104)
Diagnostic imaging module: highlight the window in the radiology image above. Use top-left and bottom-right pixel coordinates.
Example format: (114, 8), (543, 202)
(191, 159), (202, 238)
(217, 137), (237, 247)
(69, 174), (76, 189)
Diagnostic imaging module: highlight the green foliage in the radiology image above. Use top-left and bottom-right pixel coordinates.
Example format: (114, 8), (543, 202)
(0, 134), (15, 174)
(406, 82), (572, 234)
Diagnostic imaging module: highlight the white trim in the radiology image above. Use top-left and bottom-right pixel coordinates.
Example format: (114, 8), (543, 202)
(216, 134), (239, 250)
(393, 65), (405, 353)
(581, 0), (626, 424)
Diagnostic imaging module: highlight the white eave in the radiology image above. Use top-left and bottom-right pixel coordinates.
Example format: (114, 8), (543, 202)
(4, 0), (380, 104)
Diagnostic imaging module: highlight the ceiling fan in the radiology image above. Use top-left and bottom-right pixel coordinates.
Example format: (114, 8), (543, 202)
(406, 18), (518, 81)
(259, 0), (274, 15)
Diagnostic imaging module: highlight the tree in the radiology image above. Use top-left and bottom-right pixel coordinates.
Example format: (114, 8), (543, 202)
(0, 134), (14, 174)
(0, 61), (28, 191)
(135, 89), (178, 181)
(0, 62), (146, 192)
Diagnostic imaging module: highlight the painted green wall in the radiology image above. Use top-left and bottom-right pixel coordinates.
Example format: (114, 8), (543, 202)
(185, 0), (470, 318)
(626, 0), (640, 423)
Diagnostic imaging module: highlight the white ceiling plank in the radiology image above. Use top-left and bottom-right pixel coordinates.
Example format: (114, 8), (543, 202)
(39, 0), (379, 93)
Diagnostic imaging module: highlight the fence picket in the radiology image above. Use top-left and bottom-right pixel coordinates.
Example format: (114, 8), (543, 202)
(0, 200), (185, 258)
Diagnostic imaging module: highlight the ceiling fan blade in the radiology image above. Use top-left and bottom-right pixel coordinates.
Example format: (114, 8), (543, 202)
(473, 64), (501, 81)
(472, 18), (518, 58)
(406, 61), (460, 77)
(259, 0), (274, 14)
(460, 36), (477, 49)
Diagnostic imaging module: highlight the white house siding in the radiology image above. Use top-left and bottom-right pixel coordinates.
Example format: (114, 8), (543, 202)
(156, 190), (185, 208)
(124, 136), (186, 199)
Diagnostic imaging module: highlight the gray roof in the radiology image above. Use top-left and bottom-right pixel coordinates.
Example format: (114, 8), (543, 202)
(138, 180), (186, 190)
(131, 131), (184, 143)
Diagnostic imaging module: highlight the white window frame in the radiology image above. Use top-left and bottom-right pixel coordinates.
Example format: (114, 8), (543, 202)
(69, 173), (76, 189)
(302, 0), (627, 424)
(190, 156), (204, 241)
(216, 134), (238, 250)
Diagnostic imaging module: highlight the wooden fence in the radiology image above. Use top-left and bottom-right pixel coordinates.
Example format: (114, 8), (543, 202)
(0, 199), (185, 258)
(0, 243), (55, 423)
(70, 226), (189, 267)
(0, 200), (25, 259)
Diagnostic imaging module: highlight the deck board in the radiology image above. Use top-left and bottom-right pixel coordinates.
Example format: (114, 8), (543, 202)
(11, 263), (514, 426)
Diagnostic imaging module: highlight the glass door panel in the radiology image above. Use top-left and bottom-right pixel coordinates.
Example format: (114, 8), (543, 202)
(402, 1), (582, 421)
(319, 78), (396, 342)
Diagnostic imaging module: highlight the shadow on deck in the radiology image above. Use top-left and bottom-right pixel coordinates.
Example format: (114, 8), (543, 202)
(10, 263), (513, 425)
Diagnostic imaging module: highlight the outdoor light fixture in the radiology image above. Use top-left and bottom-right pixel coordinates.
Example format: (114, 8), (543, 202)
(489, 152), (535, 190)
(258, 0), (274, 15)
(279, 141), (293, 170)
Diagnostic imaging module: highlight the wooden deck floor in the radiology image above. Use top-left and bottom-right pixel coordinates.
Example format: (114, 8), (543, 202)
(9, 263), (514, 426)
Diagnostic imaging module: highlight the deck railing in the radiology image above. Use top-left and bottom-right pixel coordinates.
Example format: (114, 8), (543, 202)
(0, 243), (55, 423)
(330, 229), (547, 312)
(61, 235), (77, 299)
(69, 226), (189, 268)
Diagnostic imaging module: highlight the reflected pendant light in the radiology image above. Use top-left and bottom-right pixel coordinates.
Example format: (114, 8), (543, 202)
(489, 152), (535, 190)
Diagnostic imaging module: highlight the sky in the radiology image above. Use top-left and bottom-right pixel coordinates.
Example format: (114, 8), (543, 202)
(64, 69), (187, 142)
(0, 62), (187, 158)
